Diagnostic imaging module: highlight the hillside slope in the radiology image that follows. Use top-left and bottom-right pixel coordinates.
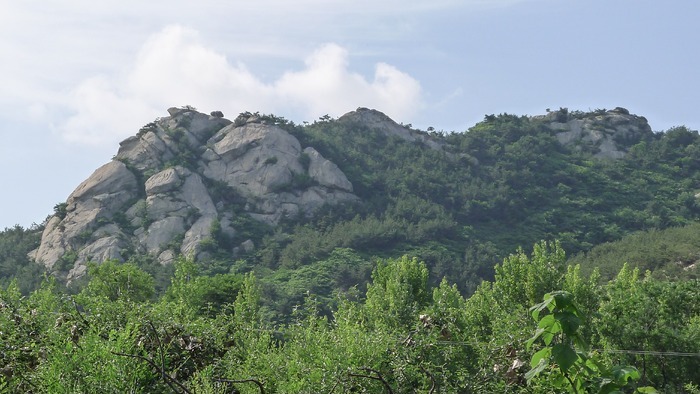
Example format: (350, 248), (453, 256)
(21, 106), (700, 294)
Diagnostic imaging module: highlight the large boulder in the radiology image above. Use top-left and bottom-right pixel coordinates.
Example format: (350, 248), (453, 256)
(304, 147), (353, 192)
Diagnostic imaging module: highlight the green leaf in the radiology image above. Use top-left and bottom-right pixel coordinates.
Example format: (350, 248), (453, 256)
(596, 378), (615, 394)
(537, 314), (560, 345)
(530, 347), (551, 369)
(636, 387), (658, 393)
(552, 343), (578, 373)
(550, 291), (574, 309)
(526, 327), (546, 350)
(611, 365), (640, 385)
(525, 356), (549, 381)
(530, 294), (554, 321)
(538, 313), (557, 329)
(584, 356), (604, 374)
(555, 311), (582, 336)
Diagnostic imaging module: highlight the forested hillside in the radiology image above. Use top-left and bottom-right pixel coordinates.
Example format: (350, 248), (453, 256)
(1, 107), (699, 392)
(1, 243), (698, 392)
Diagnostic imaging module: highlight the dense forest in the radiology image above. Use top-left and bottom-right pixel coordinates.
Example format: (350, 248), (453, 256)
(1, 243), (698, 392)
(1, 109), (699, 392)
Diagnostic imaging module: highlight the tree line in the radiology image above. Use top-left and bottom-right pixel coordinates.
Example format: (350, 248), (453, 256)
(1, 241), (698, 392)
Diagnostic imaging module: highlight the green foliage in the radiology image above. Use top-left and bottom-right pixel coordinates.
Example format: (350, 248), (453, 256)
(263, 155), (278, 165)
(298, 151), (311, 170)
(4, 108), (700, 391)
(569, 222), (700, 281)
(256, 248), (371, 320)
(53, 202), (68, 219)
(594, 265), (700, 390)
(526, 291), (657, 394)
(364, 256), (430, 329)
(494, 240), (567, 307)
(2, 241), (699, 392)
(164, 256), (244, 316)
(0, 224), (45, 293)
(81, 260), (155, 302)
(273, 112), (700, 294)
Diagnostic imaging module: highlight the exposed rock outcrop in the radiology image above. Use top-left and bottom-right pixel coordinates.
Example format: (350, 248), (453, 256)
(32, 108), (358, 281)
(31, 105), (653, 282)
(339, 108), (444, 150)
(536, 107), (653, 159)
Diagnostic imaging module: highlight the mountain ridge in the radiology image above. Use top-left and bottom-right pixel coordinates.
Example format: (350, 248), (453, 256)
(27, 105), (698, 288)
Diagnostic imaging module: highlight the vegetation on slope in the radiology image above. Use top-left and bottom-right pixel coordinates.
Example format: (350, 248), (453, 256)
(248, 112), (700, 296)
(1, 242), (697, 392)
(1, 108), (700, 391)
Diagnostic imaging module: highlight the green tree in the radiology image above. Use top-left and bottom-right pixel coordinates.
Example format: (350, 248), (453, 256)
(526, 291), (656, 394)
(493, 240), (567, 308)
(364, 255), (430, 330)
(595, 264), (700, 390)
(81, 260), (155, 302)
(164, 255), (243, 317)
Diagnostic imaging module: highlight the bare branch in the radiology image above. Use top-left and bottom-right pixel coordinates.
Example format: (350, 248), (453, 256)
(348, 367), (394, 394)
(112, 350), (192, 394)
(420, 366), (437, 394)
(111, 321), (194, 394)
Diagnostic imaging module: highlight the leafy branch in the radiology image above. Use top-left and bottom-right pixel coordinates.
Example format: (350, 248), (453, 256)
(526, 291), (657, 394)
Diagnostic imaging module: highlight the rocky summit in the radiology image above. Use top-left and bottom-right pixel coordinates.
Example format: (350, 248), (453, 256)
(31, 107), (359, 281)
(535, 107), (652, 159)
(30, 106), (654, 282)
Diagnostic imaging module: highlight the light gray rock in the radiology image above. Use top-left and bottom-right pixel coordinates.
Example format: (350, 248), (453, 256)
(241, 239), (255, 253)
(304, 147), (353, 192)
(181, 215), (215, 258)
(178, 169), (217, 216)
(116, 131), (173, 172)
(67, 264), (88, 282)
(76, 235), (125, 265)
(142, 167), (218, 262)
(219, 214), (237, 239)
(203, 122), (305, 197)
(32, 161), (139, 271)
(547, 108), (652, 159)
(145, 167), (182, 195)
(143, 217), (186, 254)
(181, 111), (231, 141)
(69, 161), (139, 207)
(31, 107), (359, 280)
(28, 216), (65, 270)
(145, 194), (191, 220)
(158, 249), (178, 265)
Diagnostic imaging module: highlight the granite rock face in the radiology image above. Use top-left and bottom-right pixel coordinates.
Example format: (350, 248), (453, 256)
(31, 108), (358, 281)
(536, 107), (653, 159)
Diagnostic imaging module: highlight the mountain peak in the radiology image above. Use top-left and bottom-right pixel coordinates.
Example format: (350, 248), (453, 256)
(339, 107), (443, 150)
(32, 107), (358, 281)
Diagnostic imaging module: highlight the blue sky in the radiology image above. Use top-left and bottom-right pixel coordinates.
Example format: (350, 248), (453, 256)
(1, 0), (699, 228)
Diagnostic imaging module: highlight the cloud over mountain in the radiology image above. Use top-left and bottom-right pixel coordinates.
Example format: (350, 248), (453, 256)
(58, 25), (423, 146)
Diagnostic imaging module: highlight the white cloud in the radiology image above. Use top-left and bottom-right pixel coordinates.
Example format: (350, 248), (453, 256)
(57, 25), (423, 146)
(275, 44), (422, 119)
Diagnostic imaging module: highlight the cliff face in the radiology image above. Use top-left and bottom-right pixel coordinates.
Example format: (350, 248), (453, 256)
(31, 107), (358, 281)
